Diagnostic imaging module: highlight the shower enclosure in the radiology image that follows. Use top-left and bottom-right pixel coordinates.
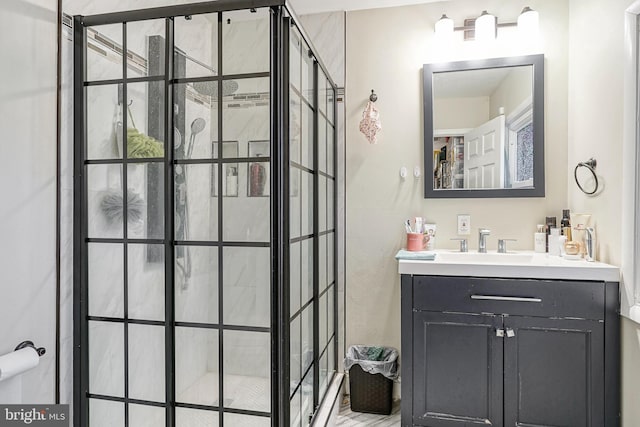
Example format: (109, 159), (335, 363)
(73, 1), (338, 426)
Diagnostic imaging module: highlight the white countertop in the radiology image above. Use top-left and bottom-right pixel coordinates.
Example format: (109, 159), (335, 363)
(397, 250), (620, 282)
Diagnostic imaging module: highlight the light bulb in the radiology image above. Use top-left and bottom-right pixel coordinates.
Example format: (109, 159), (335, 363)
(518, 6), (539, 39)
(434, 14), (454, 38)
(475, 10), (496, 42)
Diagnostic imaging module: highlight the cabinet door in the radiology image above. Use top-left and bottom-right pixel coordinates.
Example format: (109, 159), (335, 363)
(413, 312), (503, 426)
(503, 317), (604, 427)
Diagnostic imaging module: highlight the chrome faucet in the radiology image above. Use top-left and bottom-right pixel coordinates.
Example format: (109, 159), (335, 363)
(498, 239), (517, 253)
(478, 228), (491, 253)
(451, 238), (468, 252)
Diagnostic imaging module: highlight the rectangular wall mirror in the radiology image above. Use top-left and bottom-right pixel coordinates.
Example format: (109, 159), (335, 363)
(423, 54), (544, 198)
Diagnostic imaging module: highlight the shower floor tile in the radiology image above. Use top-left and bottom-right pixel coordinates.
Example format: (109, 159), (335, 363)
(180, 372), (270, 413)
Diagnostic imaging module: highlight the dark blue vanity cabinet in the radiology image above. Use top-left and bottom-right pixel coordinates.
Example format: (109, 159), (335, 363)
(400, 275), (620, 427)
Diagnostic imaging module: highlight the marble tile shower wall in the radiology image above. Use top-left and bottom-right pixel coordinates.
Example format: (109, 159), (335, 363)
(60, 7), (274, 415)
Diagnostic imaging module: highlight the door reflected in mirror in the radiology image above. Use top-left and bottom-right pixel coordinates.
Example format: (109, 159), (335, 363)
(423, 55), (544, 199)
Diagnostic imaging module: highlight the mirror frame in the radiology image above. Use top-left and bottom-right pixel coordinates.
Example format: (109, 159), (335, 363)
(423, 54), (545, 198)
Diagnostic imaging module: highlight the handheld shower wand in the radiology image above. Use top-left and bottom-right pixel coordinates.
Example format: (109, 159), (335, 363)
(186, 117), (206, 159)
(178, 117), (207, 290)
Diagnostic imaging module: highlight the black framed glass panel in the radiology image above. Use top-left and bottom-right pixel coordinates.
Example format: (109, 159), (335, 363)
(75, 5), (338, 427)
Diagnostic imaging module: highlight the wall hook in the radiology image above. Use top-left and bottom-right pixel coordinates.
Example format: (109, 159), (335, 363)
(117, 83), (134, 107)
(369, 89), (378, 102)
(400, 166), (408, 179)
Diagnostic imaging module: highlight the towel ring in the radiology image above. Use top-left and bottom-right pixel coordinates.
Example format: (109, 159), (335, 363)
(574, 158), (598, 195)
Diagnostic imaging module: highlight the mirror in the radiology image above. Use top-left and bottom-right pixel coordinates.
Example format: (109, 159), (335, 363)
(423, 54), (544, 198)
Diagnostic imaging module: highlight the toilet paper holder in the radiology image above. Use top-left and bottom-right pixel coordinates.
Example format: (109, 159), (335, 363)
(15, 341), (46, 357)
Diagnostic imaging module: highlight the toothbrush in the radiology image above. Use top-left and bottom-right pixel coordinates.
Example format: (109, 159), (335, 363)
(414, 217), (424, 234)
(405, 219), (413, 233)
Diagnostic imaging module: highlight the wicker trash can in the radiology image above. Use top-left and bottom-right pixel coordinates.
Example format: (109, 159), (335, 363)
(345, 346), (398, 415)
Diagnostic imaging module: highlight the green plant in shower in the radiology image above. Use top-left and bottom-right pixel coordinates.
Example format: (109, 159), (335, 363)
(126, 127), (164, 158)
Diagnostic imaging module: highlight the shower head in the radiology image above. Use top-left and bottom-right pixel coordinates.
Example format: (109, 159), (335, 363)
(190, 118), (206, 136)
(192, 80), (239, 98)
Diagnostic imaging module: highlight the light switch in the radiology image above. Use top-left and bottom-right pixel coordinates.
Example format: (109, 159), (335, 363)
(457, 214), (471, 235)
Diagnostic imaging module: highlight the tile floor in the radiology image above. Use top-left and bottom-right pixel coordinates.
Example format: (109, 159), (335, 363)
(335, 397), (400, 426)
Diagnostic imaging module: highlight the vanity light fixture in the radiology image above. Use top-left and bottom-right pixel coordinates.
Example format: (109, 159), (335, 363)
(434, 6), (539, 41)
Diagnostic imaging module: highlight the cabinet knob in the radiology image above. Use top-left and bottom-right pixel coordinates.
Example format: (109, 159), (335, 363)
(506, 328), (515, 338)
(496, 328), (505, 337)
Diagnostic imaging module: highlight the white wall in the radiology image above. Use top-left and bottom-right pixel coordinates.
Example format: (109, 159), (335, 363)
(568, 0), (626, 266)
(345, 0), (569, 370)
(567, 0), (640, 424)
(0, 0), (58, 403)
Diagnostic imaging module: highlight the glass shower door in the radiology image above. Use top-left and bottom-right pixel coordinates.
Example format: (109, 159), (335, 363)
(288, 21), (337, 426)
(76, 5), (337, 426)
(172, 8), (273, 426)
(82, 18), (169, 427)
(78, 7), (274, 426)
(288, 24), (315, 427)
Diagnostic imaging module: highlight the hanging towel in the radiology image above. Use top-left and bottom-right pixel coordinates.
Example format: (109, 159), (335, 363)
(359, 101), (382, 144)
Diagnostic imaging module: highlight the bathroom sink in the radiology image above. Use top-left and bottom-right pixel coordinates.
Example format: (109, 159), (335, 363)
(436, 251), (535, 264)
(397, 249), (620, 281)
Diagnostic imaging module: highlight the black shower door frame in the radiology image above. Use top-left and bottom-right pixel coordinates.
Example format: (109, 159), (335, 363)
(73, 1), (339, 426)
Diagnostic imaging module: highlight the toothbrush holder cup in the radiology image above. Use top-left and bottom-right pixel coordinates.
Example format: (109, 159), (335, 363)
(407, 232), (429, 251)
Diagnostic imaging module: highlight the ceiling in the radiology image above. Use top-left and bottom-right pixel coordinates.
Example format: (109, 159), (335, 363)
(289, 0), (445, 15)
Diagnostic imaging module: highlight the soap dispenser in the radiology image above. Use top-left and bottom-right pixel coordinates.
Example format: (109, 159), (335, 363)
(548, 228), (562, 256)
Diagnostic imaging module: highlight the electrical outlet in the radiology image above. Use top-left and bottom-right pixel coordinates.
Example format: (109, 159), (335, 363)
(458, 214), (471, 235)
